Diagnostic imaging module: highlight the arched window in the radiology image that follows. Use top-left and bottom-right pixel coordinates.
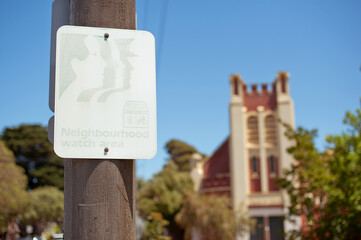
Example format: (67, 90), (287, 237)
(265, 115), (277, 145)
(247, 116), (259, 144)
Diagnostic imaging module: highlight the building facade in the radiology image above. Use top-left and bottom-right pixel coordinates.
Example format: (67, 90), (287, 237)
(191, 72), (301, 240)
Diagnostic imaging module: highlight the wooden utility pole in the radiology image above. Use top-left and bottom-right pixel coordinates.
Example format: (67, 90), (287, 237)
(64, 0), (136, 239)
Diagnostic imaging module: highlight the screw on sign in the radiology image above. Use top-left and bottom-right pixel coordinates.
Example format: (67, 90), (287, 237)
(104, 147), (109, 155)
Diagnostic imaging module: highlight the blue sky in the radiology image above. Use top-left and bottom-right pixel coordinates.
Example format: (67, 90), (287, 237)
(0, 0), (360, 179)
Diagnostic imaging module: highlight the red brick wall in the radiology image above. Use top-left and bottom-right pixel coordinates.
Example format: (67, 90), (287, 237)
(243, 84), (277, 112)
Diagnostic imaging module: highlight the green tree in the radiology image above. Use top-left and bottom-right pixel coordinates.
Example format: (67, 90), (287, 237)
(22, 186), (64, 235)
(1, 124), (64, 190)
(138, 139), (199, 239)
(139, 139), (251, 239)
(0, 140), (28, 232)
(278, 106), (361, 239)
(165, 139), (197, 172)
(30, 159), (64, 190)
(176, 194), (250, 240)
(144, 212), (171, 240)
(138, 161), (194, 239)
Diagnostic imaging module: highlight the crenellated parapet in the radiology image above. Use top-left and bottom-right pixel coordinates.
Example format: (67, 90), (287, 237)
(230, 72), (290, 112)
(243, 82), (275, 95)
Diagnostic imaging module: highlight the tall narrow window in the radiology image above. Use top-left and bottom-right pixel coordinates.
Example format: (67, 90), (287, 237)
(269, 156), (275, 173)
(250, 156), (261, 192)
(265, 115), (277, 145)
(248, 116), (259, 144)
(252, 156), (257, 173)
(268, 155), (279, 191)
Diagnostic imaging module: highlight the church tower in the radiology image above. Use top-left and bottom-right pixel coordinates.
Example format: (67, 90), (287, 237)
(192, 72), (300, 240)
(229, 72), (298, 239)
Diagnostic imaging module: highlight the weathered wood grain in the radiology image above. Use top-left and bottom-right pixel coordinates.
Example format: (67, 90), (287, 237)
(65, 1), (136, 239)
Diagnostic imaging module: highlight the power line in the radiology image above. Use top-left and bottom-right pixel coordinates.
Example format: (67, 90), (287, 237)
(156, 0), (169, 81)
(143, 0), (148, 29)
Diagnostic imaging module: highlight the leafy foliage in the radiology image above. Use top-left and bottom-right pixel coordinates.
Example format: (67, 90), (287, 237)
(176, 194), (250, 240)
(144, 212), (171, 240)
(278, 106), (361, 239)
(0, 141), (28, 231)
(1, 124), (64, 190)
(22, 186), (64, 234)
(1, 124), (52, 162)
(165, 139), (197, 172)
(30, 160), (64, 190)
(139, 139), (251, 239)
(138, 139), (197, 239)
(138, 161), (194, 221)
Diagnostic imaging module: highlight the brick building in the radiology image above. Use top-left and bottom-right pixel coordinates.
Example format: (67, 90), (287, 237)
(190, 72), (301, 240)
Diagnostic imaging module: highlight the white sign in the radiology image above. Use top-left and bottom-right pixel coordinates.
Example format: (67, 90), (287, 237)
(53, 26), (156, 159)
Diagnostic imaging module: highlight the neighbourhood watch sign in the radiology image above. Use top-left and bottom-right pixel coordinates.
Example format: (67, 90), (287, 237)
(52, 26), (157, 159)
